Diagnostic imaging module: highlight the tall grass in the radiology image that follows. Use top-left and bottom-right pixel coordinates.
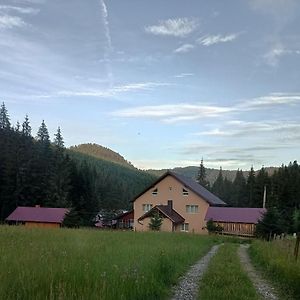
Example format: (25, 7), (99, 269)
(198, 243), (260, 300)
(0, 226), (215, 300)
(250, 239), (300, 300)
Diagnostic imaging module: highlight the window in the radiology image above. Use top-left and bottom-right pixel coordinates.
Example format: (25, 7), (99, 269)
(182, 188), (189, 196)
(152, 188), (158, 195)
(142, 204), (153, 212)
(186, 205), (199, 213)
(181, 223), (189, 232)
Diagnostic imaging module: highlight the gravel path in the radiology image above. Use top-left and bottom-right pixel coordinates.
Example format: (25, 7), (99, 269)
(170, 244), (221, 300)
(238, 244), (278, 300)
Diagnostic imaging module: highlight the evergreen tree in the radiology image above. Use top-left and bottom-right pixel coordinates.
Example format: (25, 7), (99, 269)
(149, 211), (162, 231)
(0, 102), (11, 130)
(196, 158), (210, 189)
(212, 167), (224, 197)
(253, 166), (269, 208)
(36, 120), (50, 144)
(232, 169), (247, 207)
(246, 166), (256, 207)
(22, 115), (31, 137)
(54, 127), (64, 149)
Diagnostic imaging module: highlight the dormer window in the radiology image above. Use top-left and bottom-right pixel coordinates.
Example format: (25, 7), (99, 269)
(182, 188), (189, 196)
(152, 188), (158, 196)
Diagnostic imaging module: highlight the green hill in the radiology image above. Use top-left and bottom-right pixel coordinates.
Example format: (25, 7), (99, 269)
(70, 143), (135, 169)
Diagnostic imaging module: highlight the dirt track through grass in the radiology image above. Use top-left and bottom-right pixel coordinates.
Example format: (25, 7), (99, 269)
(171, 244), (220, 300)
(238, 244), (278, 300)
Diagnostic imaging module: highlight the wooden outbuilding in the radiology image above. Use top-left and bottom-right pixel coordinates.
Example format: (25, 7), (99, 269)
(5, 206), (69, 228)
(205, 207), (266, 236)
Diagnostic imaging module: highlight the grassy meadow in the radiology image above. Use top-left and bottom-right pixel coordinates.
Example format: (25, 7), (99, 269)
(198, 243), (261, 300)
(0, 226), (215, 300)
(250, 239), (300, 300)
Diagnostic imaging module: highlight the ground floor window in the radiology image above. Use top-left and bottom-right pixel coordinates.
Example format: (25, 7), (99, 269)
(181, 223), (189, 232)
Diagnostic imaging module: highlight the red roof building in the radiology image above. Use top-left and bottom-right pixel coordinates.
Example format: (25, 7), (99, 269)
(6, 206), (69, 228)
(205, 207), (266, 236)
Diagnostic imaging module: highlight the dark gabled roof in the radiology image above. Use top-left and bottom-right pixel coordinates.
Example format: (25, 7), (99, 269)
(114, 210), (134, 220)
(132, 171), (227, 206)
(205, 207), (266, 224)
(5, 206), (69, 224)
(138, 205), (185, 224)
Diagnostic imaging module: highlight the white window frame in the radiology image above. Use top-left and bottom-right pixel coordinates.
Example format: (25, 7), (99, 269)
(142, 204), (153, 212)
(186, 205), (199, 213)
(181, 223), (189, 232)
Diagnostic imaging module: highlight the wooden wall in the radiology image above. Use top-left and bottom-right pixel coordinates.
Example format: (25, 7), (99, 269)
(215, 221), (256, 236)
(25, 222), (60, 228)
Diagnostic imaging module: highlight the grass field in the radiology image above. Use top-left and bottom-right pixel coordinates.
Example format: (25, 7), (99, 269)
(0, 226), (215, 300)
(198, 243), (260, 300)
(250, 239), (300, 300)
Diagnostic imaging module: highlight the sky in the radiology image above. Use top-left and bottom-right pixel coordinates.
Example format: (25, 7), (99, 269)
(1, 0), (300, 170)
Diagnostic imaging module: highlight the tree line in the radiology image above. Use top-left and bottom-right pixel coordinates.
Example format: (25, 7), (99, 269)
(0, 103), (155, 226)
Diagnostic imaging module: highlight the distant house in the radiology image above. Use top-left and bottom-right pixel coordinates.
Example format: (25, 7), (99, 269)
(5, 206), (69, 228)
(132, 171), (266, 236)
(133, 171), (226, 234)
(205, 207), (266, 236)
(114, 210), (134, 229)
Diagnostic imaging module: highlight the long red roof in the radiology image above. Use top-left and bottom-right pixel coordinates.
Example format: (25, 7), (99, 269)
(205, 207), (266, 224)
(6, 206), (69, 224)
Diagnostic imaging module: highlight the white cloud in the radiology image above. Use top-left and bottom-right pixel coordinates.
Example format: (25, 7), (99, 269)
(112, 92), (300, 123)
(43, 82), (170, 98)
(241, 93), (300, 109)
(0, 5), (39, 14)
(264, 45), (300, 66)
(197, 33), (239, 46)
(145, 18), (198, 38)
(112, 103), (233, 122)
(174, 43), (195, 53)
(174, 73), (194, 78)
(196, 120), (300, 137)
(0, 15), (26, 29)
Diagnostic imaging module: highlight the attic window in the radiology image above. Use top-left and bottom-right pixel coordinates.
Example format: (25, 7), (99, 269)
(182, 188), (189, 196)
(152, 188), (158, 195)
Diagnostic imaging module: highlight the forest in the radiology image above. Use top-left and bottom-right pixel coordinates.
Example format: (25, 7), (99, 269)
(0, 103), (155, 225)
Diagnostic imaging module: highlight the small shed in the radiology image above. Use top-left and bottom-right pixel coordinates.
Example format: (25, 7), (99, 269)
(205, 207), (266, 236)
(5, 206), (69, 228)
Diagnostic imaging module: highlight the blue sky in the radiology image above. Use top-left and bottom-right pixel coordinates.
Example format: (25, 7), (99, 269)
(1, 0), (300, 170)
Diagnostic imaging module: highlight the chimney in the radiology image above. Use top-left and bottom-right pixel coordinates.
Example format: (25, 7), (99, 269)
(35, 205), (41, 208)
(167, 200), (173, 211)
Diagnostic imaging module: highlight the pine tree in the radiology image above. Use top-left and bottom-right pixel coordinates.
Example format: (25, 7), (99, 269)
(196, 158), (210, 189)
(232, 169), (247, 207)
(212, 167), (224, 197)
(36, 120), (50, 144)
(0, 102), (11, 130)
(22, 115), (31, 137)
(54, 127), (64, 149)
(149, 211), (162, 231)
(246, 166), (256, 207)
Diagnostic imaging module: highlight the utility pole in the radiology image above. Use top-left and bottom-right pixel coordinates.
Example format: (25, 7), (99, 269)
(263, 185), (266, 209)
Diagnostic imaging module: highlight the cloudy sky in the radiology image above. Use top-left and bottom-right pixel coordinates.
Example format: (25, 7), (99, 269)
(1, 0), (300, 170)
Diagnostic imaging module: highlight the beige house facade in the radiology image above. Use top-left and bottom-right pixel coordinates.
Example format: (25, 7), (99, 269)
(133, 171), (226, 234)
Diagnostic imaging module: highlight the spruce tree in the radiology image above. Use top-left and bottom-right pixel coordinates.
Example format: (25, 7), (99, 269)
(196, 158), (210, 189)
(0, 102), (11, 130)
(246, 166), (256, 207)
(212, 167), (224, 197)
(36, 120), (50, 144)
(149, 211), (162, 231)
(54, 127), (64, 149)
(22, 115), (31, 137)
(232, 169), (247, 206)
